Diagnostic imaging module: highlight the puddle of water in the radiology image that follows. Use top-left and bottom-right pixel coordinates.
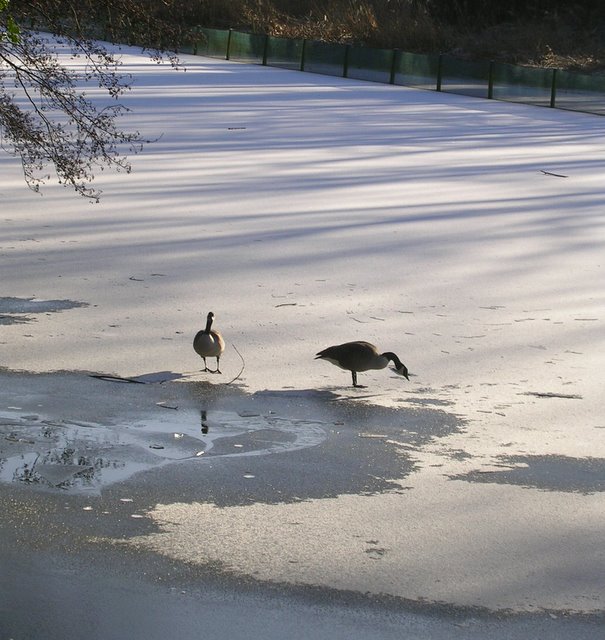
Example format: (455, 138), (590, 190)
(0, 408), (326, 494)
(0, 315), (33, 326)
(0, 297), (88, 324)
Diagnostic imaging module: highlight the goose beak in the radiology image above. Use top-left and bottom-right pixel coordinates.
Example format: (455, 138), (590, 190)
(394, 366), (410, 380)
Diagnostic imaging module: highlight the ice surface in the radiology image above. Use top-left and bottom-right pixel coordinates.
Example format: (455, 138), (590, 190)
(1, 42), (604, 615)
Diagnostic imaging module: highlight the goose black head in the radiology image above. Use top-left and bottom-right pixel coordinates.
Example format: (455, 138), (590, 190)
(394, 362), (409, 380)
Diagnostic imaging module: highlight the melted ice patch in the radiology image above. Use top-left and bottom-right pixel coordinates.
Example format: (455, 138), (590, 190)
(0, 297), (88, 325)
(0, 409), (326, 494)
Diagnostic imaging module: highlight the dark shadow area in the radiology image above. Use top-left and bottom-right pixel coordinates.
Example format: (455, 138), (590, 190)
(1, 544), (602, 640)
(451, 454), (605, 494)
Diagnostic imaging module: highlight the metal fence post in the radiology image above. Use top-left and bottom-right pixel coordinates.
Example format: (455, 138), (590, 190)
(390, 49), (400, 85)
(226, 28), (233, 60)
(300, 39), (307, 72)
(343, 44), (351, 78)
(488, 60), (494, 99)
(262, 33), (269, 66)
(436, 54), (443, 91)
(550, 69), (558, 108)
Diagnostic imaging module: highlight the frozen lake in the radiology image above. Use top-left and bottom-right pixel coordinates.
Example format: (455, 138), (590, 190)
(1, 42), (604, 637)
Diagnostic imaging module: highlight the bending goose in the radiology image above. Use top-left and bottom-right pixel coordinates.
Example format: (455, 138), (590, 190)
(193, 311), (225, 373)
(315, 340), (409, 388)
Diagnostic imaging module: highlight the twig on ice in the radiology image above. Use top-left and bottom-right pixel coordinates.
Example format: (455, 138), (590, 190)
(540, 170), (568, 178)
(225, 343), (245, 385)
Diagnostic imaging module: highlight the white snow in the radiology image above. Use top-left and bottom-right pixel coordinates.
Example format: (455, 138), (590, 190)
(2, 43), (605, 612)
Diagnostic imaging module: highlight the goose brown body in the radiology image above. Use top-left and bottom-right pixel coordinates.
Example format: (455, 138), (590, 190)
(315, 340), (409, 387)
(193, 311), (225, 373)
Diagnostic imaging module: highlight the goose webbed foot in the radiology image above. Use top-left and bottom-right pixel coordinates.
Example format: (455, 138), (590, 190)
(201, 358), (216, 373)
(351, 371), (366, 388)
(209, 359), (222, 374)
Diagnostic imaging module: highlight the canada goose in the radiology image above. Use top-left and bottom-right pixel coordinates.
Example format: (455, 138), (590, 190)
(193, 311), (225, 373)
(315, 340), (409, 388)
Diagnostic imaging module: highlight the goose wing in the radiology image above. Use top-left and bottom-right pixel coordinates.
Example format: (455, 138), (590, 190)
(315, 341), (379, 371)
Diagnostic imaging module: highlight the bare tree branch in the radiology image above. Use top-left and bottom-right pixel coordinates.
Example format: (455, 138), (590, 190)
(0, 0), (192, 200)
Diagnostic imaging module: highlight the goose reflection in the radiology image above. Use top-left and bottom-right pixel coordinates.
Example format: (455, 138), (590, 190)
(201, 410), (209, 434)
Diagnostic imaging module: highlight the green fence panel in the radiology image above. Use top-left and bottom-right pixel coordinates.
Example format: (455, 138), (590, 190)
(193, 28), (605, 117)
(346, 46), (393, 83)
(178, 43), (196, 55)
(265, 35), (304, 70)
(492, 63), (553, 107)
(440, 55), (490, 98)
(195, 27), (229, 58)
(393, 51), (440, 90)
(227, 30), (266, 63)
(303, 40), (347, 77)
(555, 70), (605, 115)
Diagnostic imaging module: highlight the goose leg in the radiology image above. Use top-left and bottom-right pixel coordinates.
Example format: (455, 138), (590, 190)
(202, 357), (210, 372)
(351, 370), (365, 388)
(206, 357), (222, 374)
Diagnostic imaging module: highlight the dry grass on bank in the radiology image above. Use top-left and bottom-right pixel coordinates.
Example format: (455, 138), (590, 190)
(188, 0), (605, 73)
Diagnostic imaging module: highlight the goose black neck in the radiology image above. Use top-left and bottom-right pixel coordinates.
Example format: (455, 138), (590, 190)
(204, 314), (214, 333)
(382, 352), (402, 368)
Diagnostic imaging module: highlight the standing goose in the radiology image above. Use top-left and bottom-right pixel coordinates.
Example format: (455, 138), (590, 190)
(193, 311), (225, 374)
(315, 340), (409, 388)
